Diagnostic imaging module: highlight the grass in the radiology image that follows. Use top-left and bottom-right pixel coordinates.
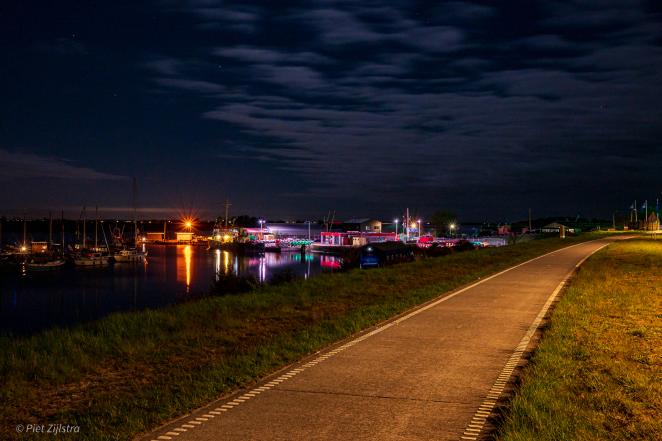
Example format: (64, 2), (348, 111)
(497, 239), (662, 441)
(0, 232), (615, 440)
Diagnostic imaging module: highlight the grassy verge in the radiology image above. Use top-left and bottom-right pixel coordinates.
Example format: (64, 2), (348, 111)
(1, 233), (614, 440)
(497, 239), (662, 441)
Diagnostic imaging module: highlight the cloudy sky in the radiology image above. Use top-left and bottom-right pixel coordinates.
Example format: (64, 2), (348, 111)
(2, 0), (661, 221)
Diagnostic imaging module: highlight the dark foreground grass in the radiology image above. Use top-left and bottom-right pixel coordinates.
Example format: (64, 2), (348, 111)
(1, 233), (613, 440)
(497, 239), (662, 441)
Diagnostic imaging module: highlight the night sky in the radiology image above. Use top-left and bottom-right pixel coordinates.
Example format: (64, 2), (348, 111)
(2, 1), (662, 221)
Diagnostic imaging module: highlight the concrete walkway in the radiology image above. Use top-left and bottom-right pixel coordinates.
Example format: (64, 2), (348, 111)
(140, 238), (619, 441)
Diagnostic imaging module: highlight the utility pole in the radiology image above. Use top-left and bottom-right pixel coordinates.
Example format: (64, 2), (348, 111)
(645, 200), (648, 224)
(528, 208), (532, 232)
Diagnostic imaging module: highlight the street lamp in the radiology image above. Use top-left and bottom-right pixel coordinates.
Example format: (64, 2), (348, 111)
(417, 219), (422, 238)
(449, 223), (456, 237)
(394, 218), (399, 236)
(258, 219), (265, 232)
(183, 218), (194, 232)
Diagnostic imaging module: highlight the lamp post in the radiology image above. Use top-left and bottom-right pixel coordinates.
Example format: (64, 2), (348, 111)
(394, 218), (399, 237)
(449, 223), (456, 237)
(417, 219), (422, 239)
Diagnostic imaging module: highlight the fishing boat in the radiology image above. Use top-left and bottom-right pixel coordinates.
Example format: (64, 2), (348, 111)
(74, 252), (110, 267)
(113, 248), (146, 263)
(218, 241), (265, 255)
(27, 258), (66, 271)
(263, 240), (282, 253)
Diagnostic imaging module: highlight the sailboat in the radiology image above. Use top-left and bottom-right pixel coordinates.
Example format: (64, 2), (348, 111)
(113, 178), (146, 263)
(73, 206), (110, 267)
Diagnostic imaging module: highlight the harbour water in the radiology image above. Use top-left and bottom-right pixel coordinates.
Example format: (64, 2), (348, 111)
(0, 244), (341, 336)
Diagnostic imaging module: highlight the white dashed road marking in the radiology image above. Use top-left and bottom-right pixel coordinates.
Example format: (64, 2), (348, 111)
(461, 243), (608, 440)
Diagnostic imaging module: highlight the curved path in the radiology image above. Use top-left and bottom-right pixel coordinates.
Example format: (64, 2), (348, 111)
(140, 238), (622, 441)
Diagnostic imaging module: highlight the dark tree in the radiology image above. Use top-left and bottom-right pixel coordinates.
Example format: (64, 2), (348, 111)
(233, 215), (259, 228)
(430, 210), (457, 236)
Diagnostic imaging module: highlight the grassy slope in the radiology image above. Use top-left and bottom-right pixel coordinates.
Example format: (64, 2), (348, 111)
(497, 239), (662, 441)
(1, 233), (611, 440)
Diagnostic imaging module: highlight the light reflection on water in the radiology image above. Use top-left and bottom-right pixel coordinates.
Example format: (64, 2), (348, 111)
(0, 244), (341, 335)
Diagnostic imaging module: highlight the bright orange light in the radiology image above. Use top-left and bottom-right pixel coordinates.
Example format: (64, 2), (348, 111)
(181, 217), (195, 231)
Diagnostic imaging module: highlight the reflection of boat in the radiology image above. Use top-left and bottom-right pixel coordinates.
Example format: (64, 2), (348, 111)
(113, 248), (146, 263)
(74, 252), (110, 267)
(319, 255), (342, 269)
(0, 252), (25, 271)
(27, 259), (66, 271)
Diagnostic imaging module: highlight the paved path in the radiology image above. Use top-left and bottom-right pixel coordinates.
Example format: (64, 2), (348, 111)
(141, 238), (621, 441)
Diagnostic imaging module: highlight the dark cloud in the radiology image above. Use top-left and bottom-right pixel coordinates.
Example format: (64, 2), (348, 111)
(0, 149), (126, 181)
(155, 77), (225, 93)
(2, 0), (662, 219)
(214, 46), (333, 65)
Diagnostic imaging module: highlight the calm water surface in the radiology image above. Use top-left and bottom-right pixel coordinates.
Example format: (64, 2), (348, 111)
(0, 244), (341, 335)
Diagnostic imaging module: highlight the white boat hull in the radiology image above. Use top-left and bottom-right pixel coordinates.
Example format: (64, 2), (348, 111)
(28, 260), (66, 270)
(113, 250), (146, 262)
(74, 256), (109, 266)
(113, 254), (145, 262)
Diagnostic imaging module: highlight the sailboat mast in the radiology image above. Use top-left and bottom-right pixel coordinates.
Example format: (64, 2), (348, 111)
(49, 211), (53, 246)
(61, 210), (65, 257)
(224, 199), (231, 228)
(405, 208), (410, 241)
(82, 206), (87, 249)
(133, 177), (138, 245)
(95, 205), (99, 249)
(23, 215), (27, 250)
